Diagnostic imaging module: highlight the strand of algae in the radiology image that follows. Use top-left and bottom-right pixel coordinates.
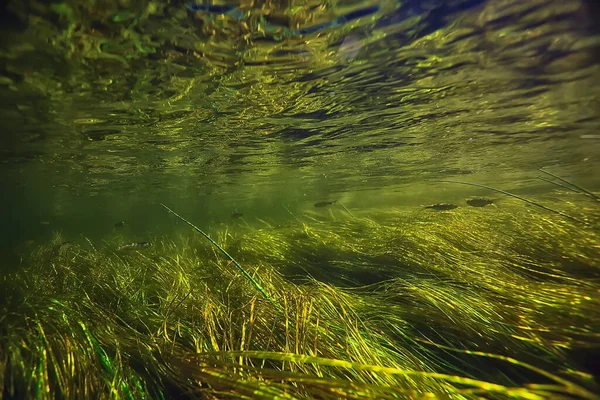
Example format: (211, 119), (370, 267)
(539, 168), (600, 201)
(160, 203), (280, 312)
(337, 201), (355, 218)
(434, 180), (588, 225)
(537, 176), (580, 193)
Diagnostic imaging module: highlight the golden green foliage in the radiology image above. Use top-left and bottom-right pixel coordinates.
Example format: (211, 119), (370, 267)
(1, 200), (599, 399)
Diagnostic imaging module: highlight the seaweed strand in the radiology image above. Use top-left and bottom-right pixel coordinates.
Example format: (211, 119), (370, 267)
(160, 203), (280, 312)
(434, 180), (588, 225)
(539, 169), (599, 201)
(537, 176), (580, 194)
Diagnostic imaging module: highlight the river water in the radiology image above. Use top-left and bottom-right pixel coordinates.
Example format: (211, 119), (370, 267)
(0, 0), (599, 245)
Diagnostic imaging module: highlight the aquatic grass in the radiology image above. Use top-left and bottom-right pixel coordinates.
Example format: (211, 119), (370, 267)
(161, 203), (280, 312)
(184, 350), (598, 400)
(236, 201), (600, 362)
(2, 201), (599, 399)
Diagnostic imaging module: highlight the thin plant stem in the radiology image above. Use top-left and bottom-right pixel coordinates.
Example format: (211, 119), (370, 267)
(537, 176), (580, 194)
(161, 203), (280, 312)
(337, 201), (355, 218)
(539, 169), (599, 201)
(434, 180), (588, 225)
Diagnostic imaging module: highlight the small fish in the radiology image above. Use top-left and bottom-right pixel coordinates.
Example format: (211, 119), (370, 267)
(466, 198), (494, 207)
(424, 203), (458, 211)
(52, 241), (73, 252)
(314, 200), (337, 208)
(114, 220), (126, 229)
(231, 211), (243, 219)
(117, 242), (152, 252)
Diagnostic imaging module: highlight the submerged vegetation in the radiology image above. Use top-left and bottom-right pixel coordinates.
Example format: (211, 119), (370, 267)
(2, 194), (599, 399)
(1, 0), (599, 398)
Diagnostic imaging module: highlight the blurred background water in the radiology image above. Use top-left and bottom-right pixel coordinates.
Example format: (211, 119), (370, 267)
(0, 0), (599, 254)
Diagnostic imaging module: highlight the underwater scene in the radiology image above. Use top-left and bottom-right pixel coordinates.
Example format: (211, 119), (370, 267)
(1, 0), (599, 398)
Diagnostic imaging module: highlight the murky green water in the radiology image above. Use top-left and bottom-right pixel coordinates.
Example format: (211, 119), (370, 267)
(1, 0), (599, 247)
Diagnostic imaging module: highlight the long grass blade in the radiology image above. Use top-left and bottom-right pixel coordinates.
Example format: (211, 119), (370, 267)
(160, 203), (280, 312)
(434, 180), (588, 225)
(537, 176), (580, 193)
(539, 169), (599, 201)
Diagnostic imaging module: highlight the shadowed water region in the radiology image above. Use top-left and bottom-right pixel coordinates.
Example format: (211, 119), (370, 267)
(1, 0), (600, 399)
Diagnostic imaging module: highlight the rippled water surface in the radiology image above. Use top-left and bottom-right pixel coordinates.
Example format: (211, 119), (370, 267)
(1, 0), (599, 243)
